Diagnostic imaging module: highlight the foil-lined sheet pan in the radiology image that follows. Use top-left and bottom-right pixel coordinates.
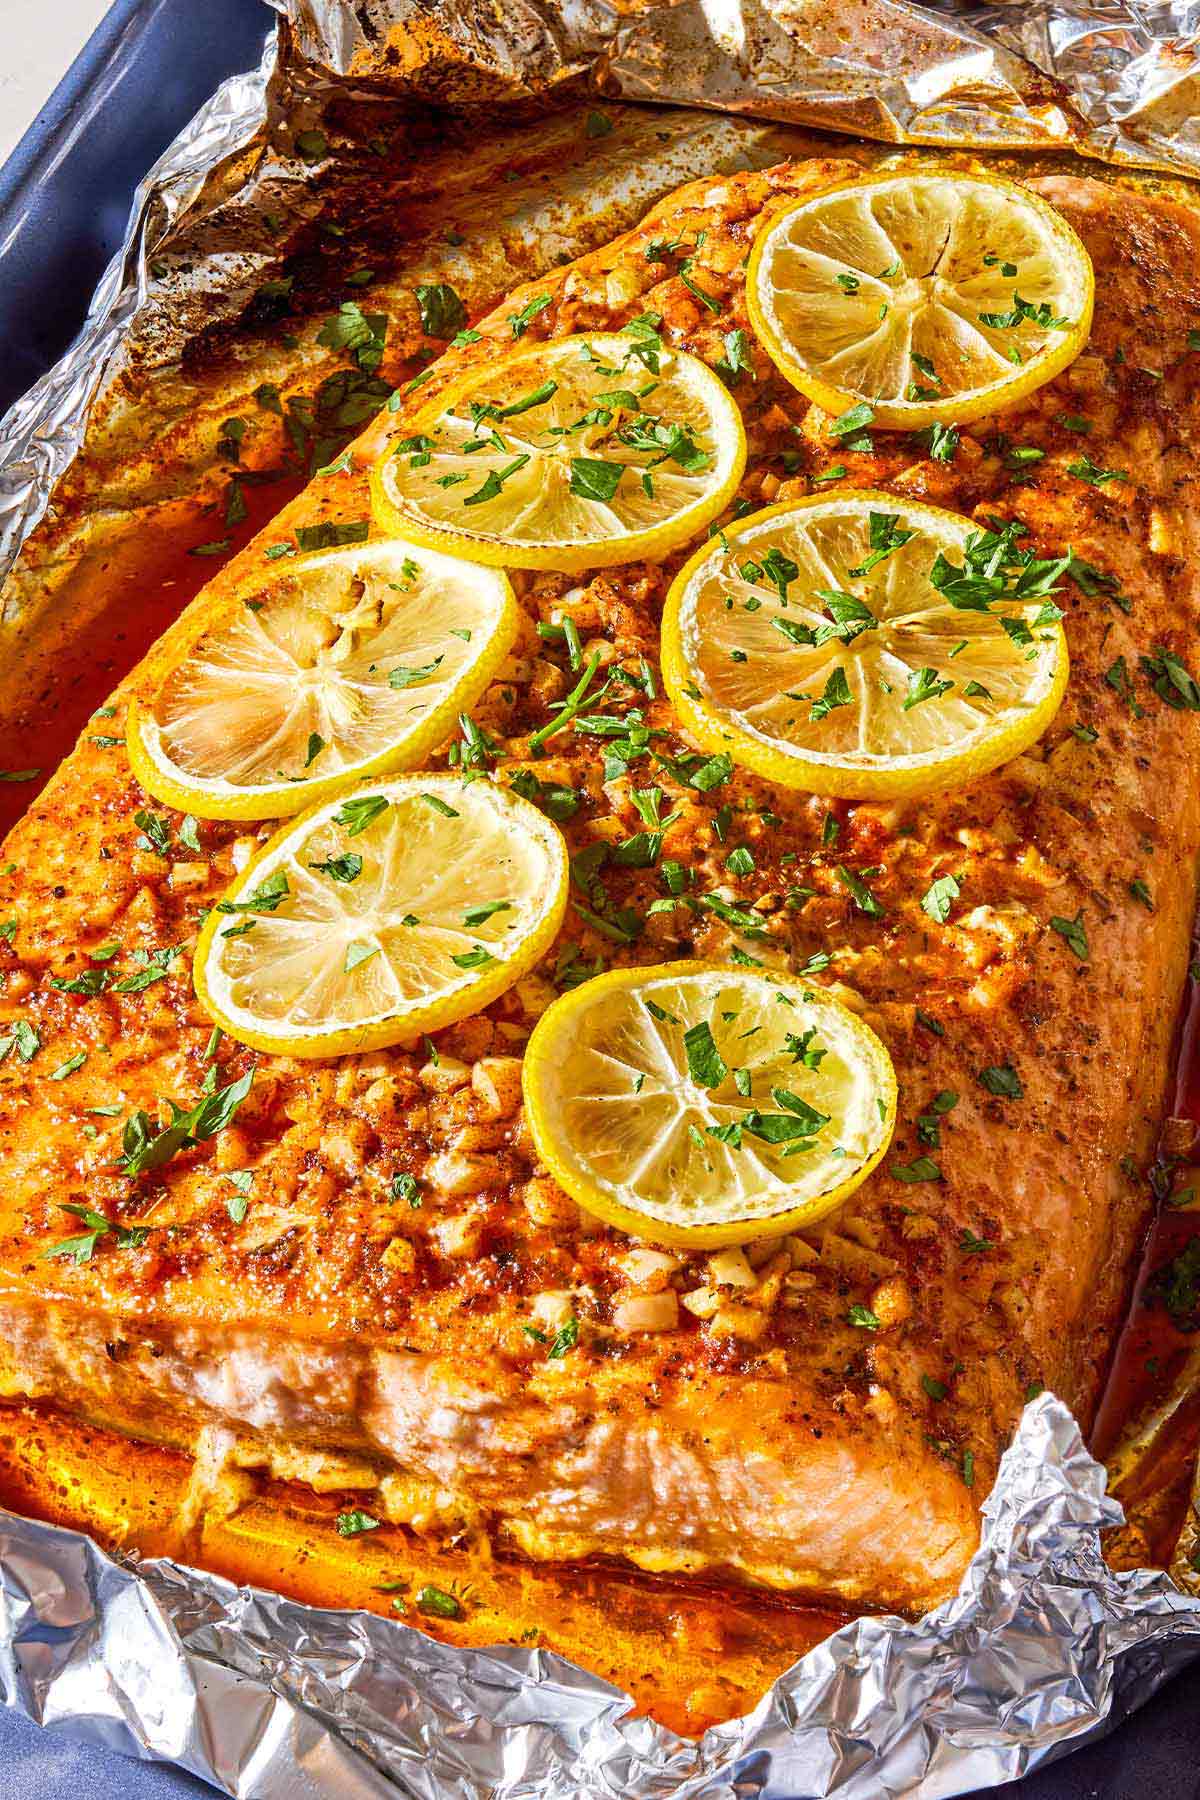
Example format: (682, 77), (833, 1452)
(3, 1), (1200, 1794)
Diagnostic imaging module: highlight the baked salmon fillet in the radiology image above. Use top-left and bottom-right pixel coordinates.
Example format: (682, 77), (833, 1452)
(0, 155), (1198, 1616)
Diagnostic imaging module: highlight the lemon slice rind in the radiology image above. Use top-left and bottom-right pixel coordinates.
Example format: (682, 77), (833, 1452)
(370, 333), (747, 572)
(661, 491), (1068, 802)
(747, 172), (1094, 428)
(128, 540), (519, 822)
(523, 961), (897, 1248)
(194, 774), (568, 1057)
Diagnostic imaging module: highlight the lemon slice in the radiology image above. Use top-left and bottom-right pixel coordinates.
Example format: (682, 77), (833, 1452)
(194, 775), (567, 1057)
(747, 172), (1094, 427)
(128, 540), (518, 821)
(661, 491), (1068, 801)
(523, 962), (896, 1248)
(369, 332), (746, 571)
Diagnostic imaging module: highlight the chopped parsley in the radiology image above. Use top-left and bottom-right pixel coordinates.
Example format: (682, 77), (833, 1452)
(463, 455), (530, 507)
(451, 944), (498, 970)
(389, 656), (444, 689)
(904, 667), (953, 710)
(117, 1070), (254, 1179)
(547, 1317), (579, 1359)
(811, 668), (853, 722)
(683, 1020), (727, 1089)
(43, 1203), (148, 1265)
(1150, 1238), (1200, 1329)
(569, 457), (624, 502)
(508, 769), (580, 822)
(0, 1021), (39, 1063)
(834, 864), (884, 918)
(1141, 647), (1200, 712)
(978, 1063), (1023, 1099)
(847, 1304), (880, 1330)
(917, 1089), (958, 1149)
(891, 1155), (942, 1183)
(911, 421), (959, 464)
(929, 519), (1067, 615)
(344, 941), (380, 973)
(509, 293), (552, 338)
(414, 283), (467, 339)
(921, 873), (960, 924)
(334, 794), (390, 836)
(336, 1510), (381, 1537)
(1067, 454), (1128, 488)
(134, 810), (172, 856)
(215, 871), (289, 917)
(315, 303), (386, 373)
(715, 328), (754, 385)
(309, 852), (363, 883)
(847, 511), (914, 579)
(978, 292), (1071, 331)
(295, 520), (370, 553)
(829, 402), (875, 451)
(415, 1584), (463, 1619)
(392, 1172), (422, 1207)
(1049, 909), (1089, 961)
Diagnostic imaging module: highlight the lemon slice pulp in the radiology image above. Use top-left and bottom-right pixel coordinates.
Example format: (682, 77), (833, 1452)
(661, 491), (1068, 801)
(128, 540), (517, 820)
(370, 332), (746, 571)
(195, 775), (568, 1056)
(747, 172), (1094, 427)
(523, 962), (896, 1247)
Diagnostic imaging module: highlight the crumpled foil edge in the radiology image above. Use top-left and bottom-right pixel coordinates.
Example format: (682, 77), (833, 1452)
(1, 1398), (1197, 1799)
(0, 28), (276, 574)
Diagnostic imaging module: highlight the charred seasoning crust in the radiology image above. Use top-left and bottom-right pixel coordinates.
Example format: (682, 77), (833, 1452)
(0, 155), (1198, 1616)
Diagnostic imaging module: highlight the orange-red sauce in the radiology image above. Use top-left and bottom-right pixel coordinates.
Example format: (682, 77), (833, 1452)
(0, 475), (302, 838)
(1091, 947), (1200, 1565)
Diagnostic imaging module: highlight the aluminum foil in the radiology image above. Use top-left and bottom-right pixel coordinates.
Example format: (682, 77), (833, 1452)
(4, 1), (1200, 1795)
(0, 30), (276, 577)
(0, 1398), (1196, 1797)
(277, 1), (1200, 172)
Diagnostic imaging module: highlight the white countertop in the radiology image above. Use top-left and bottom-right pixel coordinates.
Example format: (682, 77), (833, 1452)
(0, 0), (112, 164)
